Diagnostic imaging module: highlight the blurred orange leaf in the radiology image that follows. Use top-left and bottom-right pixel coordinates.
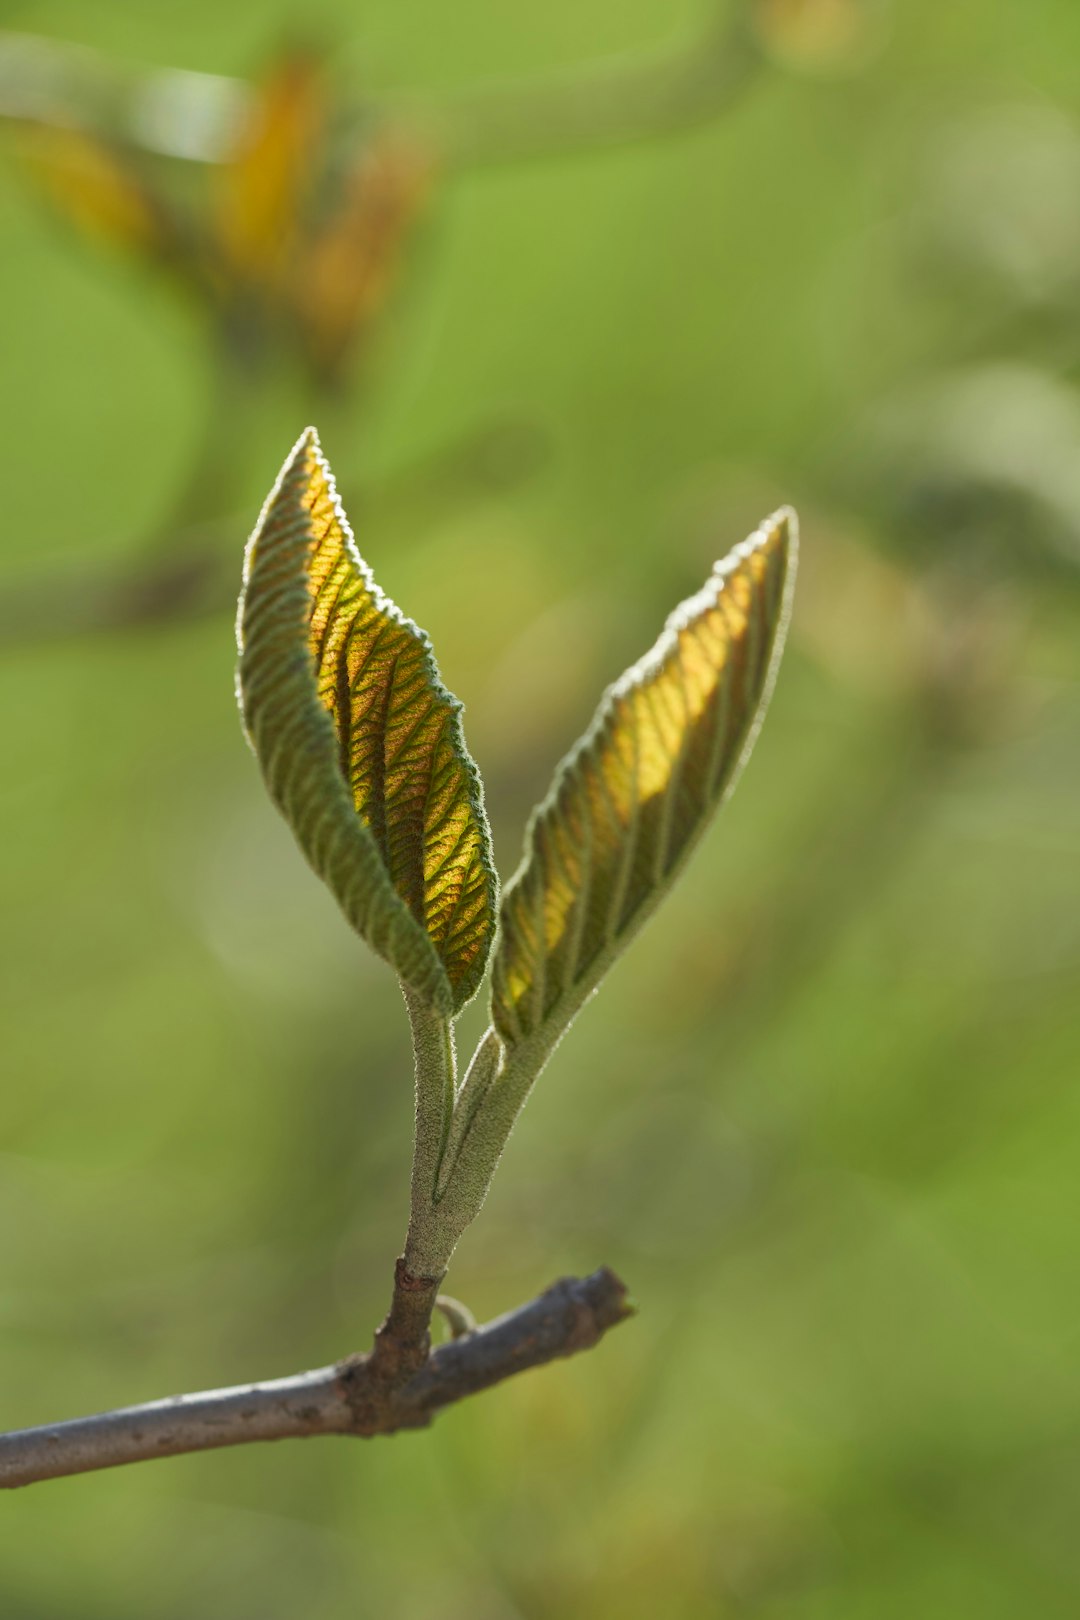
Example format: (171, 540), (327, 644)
(298, 134), (432, 382)
(214, 49), (326, 291)
(20, 126), (179, 262)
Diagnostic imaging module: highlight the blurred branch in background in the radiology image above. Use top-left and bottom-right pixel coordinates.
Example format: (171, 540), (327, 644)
(0, 6), (773, 652)
(11, 46), (433, 389)
(0, 7), (764, 172)
(427, 6), (762, 167)
(0, 415), (548, 646)
(0, 31), (247, 162)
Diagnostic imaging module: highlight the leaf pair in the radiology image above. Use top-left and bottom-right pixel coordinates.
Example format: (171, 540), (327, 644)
(238, 430), (796, 1062)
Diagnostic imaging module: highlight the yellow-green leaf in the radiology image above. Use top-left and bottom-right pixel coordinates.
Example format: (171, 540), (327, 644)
(491, 509), (796, 1050)
(238, 428), (497, 1014)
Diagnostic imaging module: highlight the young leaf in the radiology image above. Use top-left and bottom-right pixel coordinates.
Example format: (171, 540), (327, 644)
(491, 509), (796, 1053)
(238, 428), (497, 1014)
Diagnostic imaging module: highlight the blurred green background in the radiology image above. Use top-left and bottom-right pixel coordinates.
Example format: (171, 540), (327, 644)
(2, 1), (1079, 1614)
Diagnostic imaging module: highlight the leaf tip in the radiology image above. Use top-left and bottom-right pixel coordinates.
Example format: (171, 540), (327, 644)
(714, 504), (798, 662)
(764, 503), (798, 558)
(718, 503), (798, 574)
(759, 503), (799, 625)
(280, 423), (322, 481)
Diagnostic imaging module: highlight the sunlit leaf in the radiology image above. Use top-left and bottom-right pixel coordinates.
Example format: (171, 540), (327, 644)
(238, 428), (497, 1013)
(491, 510), (796, 1050)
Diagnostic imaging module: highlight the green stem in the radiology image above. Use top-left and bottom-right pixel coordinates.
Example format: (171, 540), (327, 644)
(402, 987), (456, 1276)
(435, 1025), (503, 1200)
(428, 1034), (556, 1263)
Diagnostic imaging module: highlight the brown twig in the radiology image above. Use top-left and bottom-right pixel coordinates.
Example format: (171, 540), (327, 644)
(0, 1266), (632, 1490)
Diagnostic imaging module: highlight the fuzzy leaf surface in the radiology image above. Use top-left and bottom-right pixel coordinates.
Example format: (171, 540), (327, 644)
(491, 509), (796, 1050)
(238, 428), (496, 1013)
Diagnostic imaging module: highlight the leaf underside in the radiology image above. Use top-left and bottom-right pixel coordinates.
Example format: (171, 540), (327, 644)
(491, 509), (796, 1050)
(238, 428), (496, 1013)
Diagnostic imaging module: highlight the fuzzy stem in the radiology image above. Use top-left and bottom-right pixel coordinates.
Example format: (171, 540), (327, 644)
(431, 1035), (556, 1261)
(401, 987), (456, 1280)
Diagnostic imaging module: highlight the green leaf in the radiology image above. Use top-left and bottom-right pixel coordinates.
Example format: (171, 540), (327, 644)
(491, 508), (796, 1052)
(238, 427), (497, 1014)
